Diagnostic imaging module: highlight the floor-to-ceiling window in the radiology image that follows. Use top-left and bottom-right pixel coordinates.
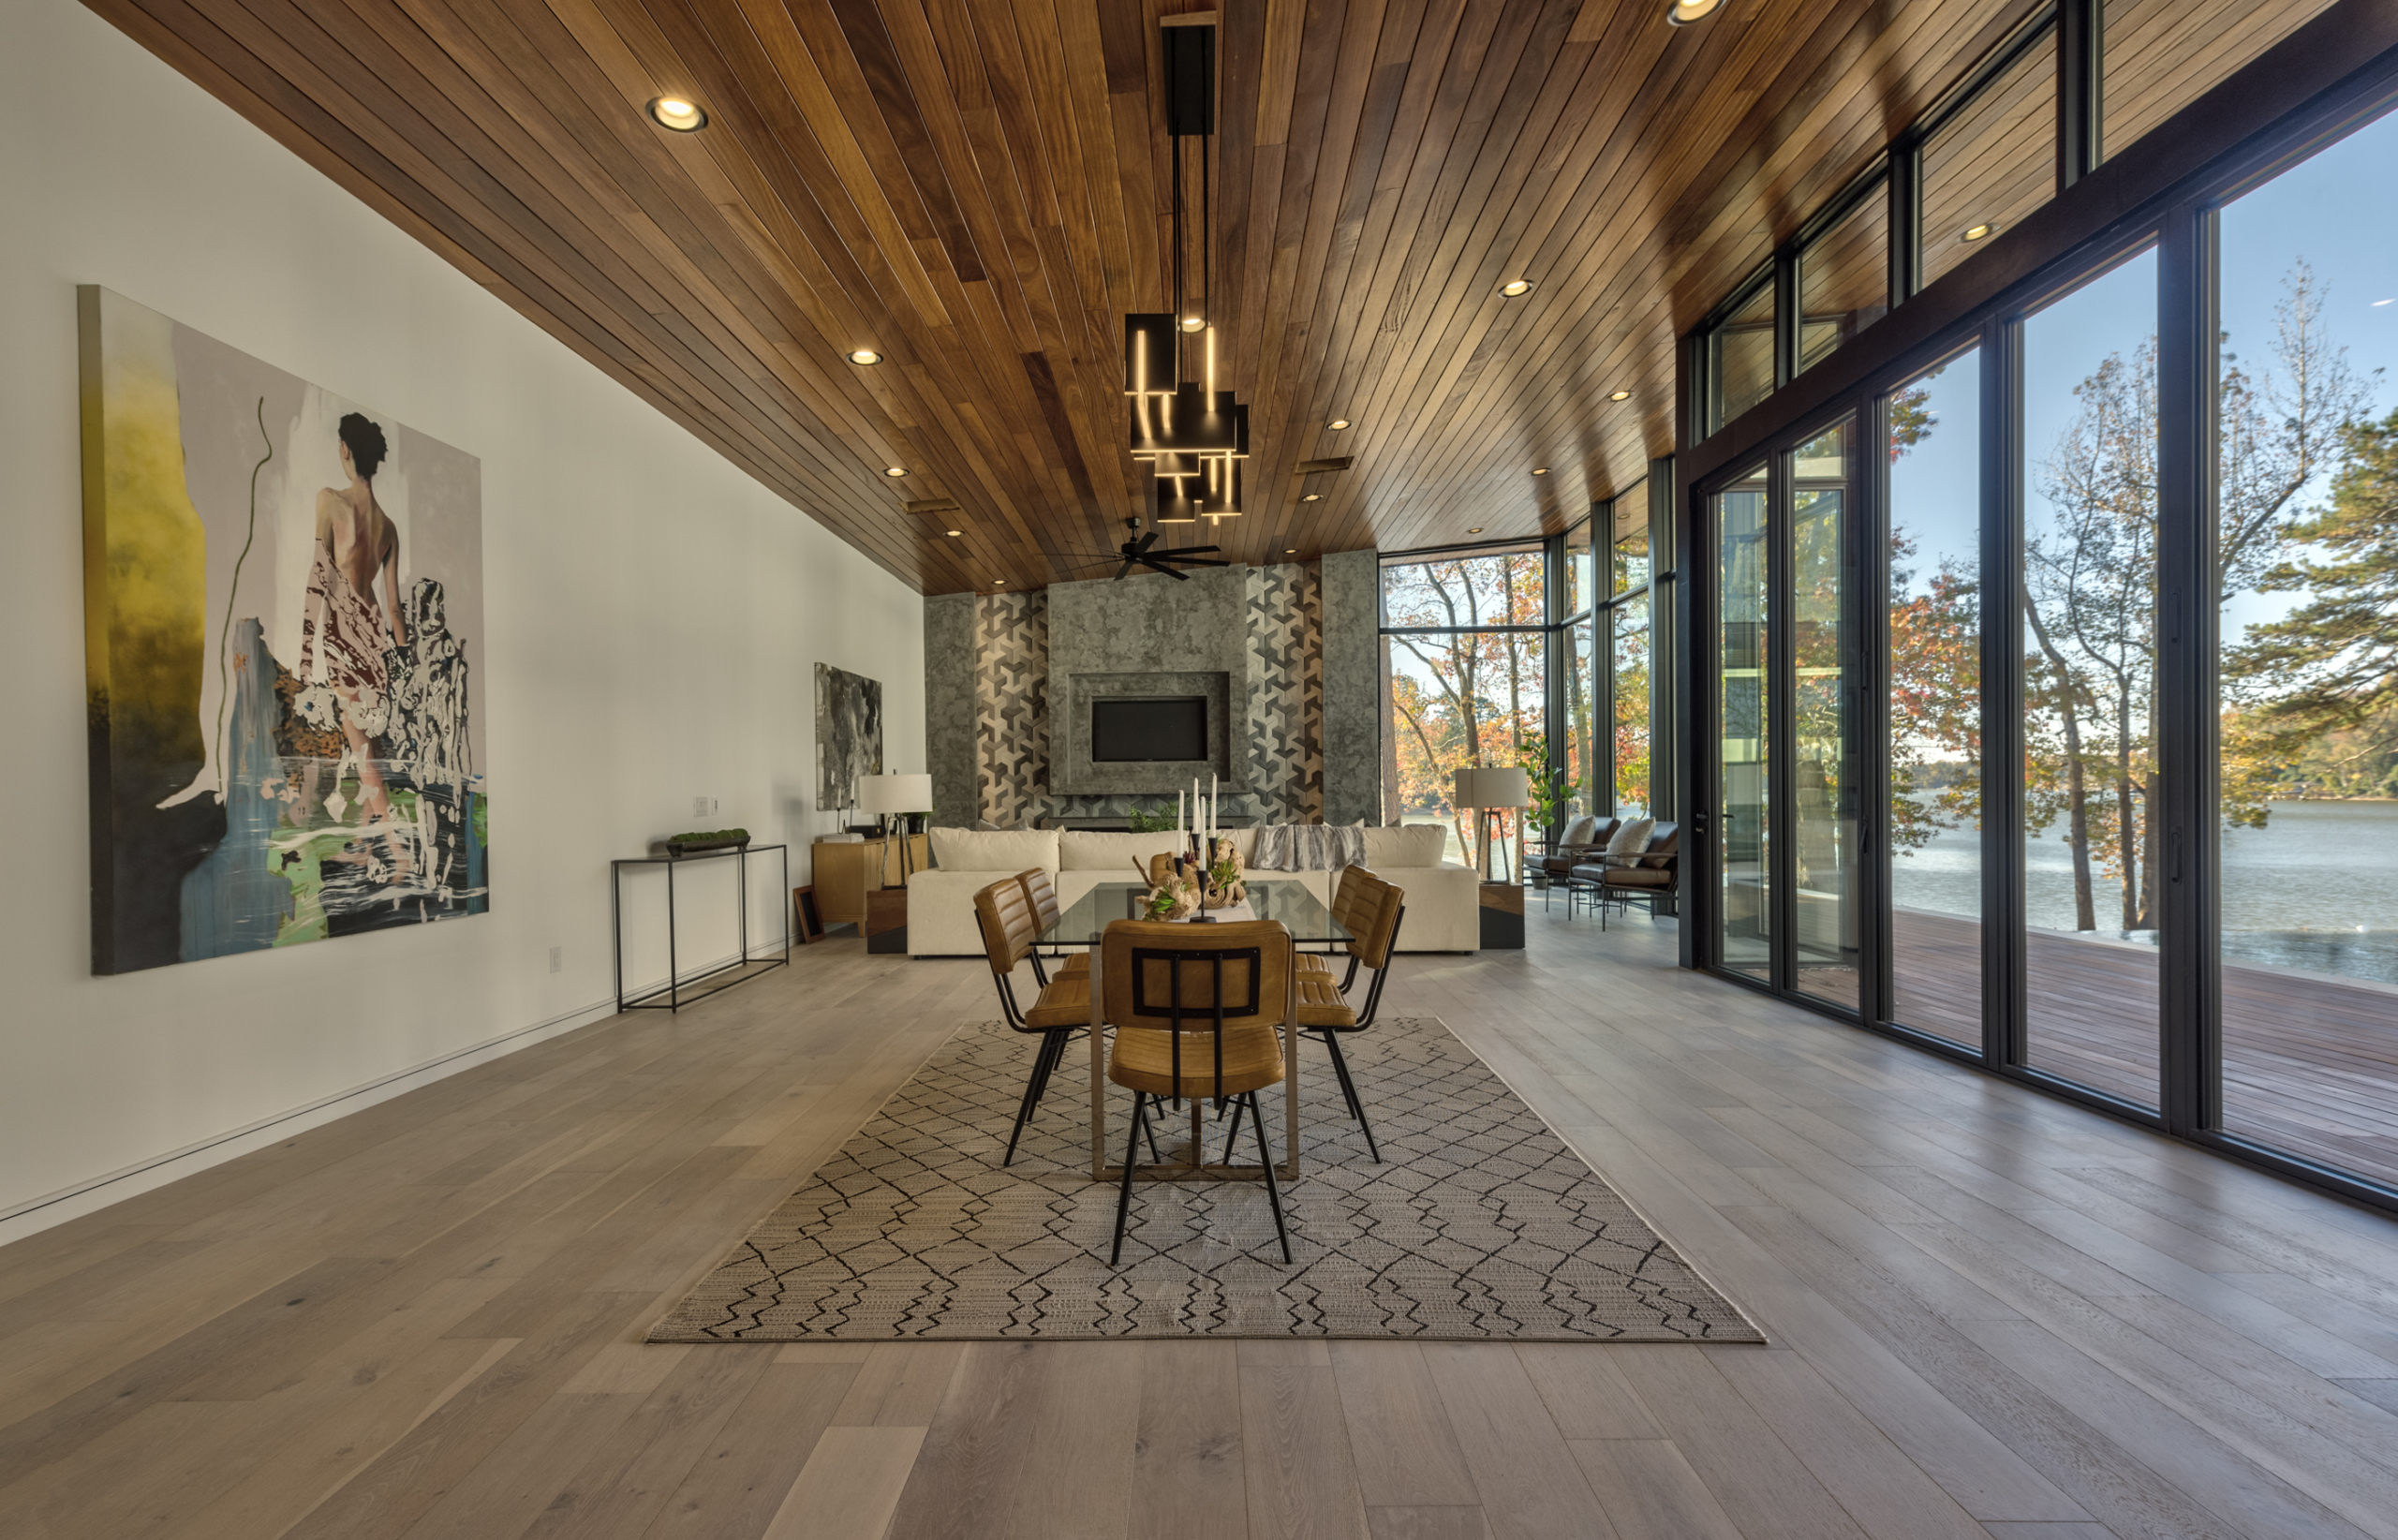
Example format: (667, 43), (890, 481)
(1886, 349), (1986, 1048)
(1380, 547), (1548, 870)
(2212, 107), (2398, 1190)
(2020, 248), (2162, 1108)
(1682, 0), (2398, 1213)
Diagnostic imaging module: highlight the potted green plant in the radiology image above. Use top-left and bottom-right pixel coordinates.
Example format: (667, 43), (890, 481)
(1516, 734), (1580, 842)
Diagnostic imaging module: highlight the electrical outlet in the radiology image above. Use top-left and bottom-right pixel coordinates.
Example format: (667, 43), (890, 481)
(692, 795), (709, 818)
(548, 945), (562, 974)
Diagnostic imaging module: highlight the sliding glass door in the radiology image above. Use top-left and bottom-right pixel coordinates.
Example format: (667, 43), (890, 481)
(1716, 468), (1771, 981)
(1710, 430), (1860, 1006)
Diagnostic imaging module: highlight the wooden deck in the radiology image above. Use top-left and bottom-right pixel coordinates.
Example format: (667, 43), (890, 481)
(1891, 907), (2398, 1190)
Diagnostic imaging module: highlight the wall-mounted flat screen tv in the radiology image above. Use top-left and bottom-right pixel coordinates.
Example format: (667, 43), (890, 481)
(1091, 697), (1207, 763)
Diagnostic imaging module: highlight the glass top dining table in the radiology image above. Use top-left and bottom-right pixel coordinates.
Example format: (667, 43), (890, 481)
(1035, 881), (1354, 948)
(1037, 881), (1348, 1182)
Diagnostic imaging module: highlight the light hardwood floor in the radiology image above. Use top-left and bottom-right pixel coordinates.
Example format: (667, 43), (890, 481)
(6, 905), (2398, 1539)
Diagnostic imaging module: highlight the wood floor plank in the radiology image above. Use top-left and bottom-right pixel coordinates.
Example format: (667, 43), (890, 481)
(1606, 1345), (1871, 1540)
(1562, 1440), (1742, 1540)
(760, 1424), (926, 1540)
(1327, 1342), (1480, 1508)
(634, 1360), (860, 1540)
(1418, 1342), (1621, 1540)
(1129, 1342), (1246, 1540)
(1242, 1365), (1372, 1540)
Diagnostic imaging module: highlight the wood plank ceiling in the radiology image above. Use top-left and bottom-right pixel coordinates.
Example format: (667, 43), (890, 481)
(86, 0), (2042, 594)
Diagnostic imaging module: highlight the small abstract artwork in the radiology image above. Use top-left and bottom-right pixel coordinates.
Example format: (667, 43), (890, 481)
(814, 663), (882, 811)
(79, 287), (488, 975)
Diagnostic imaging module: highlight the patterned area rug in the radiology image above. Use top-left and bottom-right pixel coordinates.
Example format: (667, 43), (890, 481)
(649, 1015), (1763, 1342)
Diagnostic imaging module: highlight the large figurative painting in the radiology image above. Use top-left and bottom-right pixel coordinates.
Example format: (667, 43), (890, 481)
(814, 664), (881, 811)
(80, 287), (488, 974)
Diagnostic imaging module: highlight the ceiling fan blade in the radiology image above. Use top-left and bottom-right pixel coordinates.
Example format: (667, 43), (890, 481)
(1116, 558), (1134, 581)
(1168, 544), (1221, 555)
(1158, 555), (1231, 567)
(1142, 559), (1192, 581)
(1135, 530), (1161, 554)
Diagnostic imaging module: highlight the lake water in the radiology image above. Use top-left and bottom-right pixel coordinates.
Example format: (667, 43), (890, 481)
(1892, 798), (2398, 985)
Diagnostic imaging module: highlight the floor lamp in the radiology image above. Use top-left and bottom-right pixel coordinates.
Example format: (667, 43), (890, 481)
(1453, 765), (1531, 883)
(855, 774), (933, 888)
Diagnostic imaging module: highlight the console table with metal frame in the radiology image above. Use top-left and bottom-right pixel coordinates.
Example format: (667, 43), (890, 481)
(612, 842), (791, 1012)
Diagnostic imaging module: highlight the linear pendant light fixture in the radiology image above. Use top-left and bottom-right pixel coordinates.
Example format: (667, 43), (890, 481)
(1123, 12), (1246, 520)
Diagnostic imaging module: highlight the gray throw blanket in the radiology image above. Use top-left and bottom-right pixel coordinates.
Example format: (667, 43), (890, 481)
(1251, 823), (1367, 871)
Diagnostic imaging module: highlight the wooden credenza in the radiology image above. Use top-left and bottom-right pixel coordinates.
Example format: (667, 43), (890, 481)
(811, 836), (930, 927)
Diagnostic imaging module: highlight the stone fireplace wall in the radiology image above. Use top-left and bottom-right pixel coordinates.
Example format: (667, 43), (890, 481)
(958, 563), (1323, 828)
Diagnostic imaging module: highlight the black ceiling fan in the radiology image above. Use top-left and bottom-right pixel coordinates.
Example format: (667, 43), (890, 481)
(1064, 518), (1230, 582)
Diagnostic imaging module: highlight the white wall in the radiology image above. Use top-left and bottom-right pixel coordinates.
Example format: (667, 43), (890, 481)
(0, 0), (925, 1240)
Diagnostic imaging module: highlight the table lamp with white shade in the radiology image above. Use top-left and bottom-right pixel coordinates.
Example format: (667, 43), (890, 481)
(854, 772), (934, 888)
(1453, 765), (1531, 882)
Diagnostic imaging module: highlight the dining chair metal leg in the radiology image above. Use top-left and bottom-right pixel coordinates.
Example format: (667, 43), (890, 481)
(1111, 1090), (1148, 1266)
(1001, 1038), (1051, 1167)
(1317, 1030), (1380, 1162)
(1134, 1093), (1163, 1164)
(1248, 1090), (1293, 1264)
(1220, 1093), (1246, 1164)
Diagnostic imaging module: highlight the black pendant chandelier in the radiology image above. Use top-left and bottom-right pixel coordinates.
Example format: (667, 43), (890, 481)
(1123, 14), (1246, 519)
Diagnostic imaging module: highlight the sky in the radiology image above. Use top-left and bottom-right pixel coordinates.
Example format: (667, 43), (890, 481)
(1891, 106), (2398, 645)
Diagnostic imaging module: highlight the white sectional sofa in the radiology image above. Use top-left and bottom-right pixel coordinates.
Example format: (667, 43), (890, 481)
(905, 825), (1481, 956)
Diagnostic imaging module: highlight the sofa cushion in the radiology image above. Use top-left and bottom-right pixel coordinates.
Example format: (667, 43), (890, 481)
(1058, 830), (1188, 872)
(1640, 822), (1680, 868)
(1361, 823), (1452, 868)
(929, 827), (1058, 873)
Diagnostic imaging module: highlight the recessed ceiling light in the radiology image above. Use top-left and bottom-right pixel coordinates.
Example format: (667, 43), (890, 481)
(849, 348), (882, 365)
(993, 579), (1004, 586)
(1302, 493), (1322, 502)
(646, 96), (707, 131)
(1961, 222), (1997, 243)
(945, 529), (962, 537)
(1328, 419), (1352, 430)
(1666, 0), (1724, 23)
(1285, 547), (1297, 554)
(1609, 389), (1632, 401)
(884, 466), (908, 477)
(1180, 316), (1206, 333)
(1532, 466), (1549, 475)
(1499, 279), (1533, 297)
(1467, 526), (1484, 534)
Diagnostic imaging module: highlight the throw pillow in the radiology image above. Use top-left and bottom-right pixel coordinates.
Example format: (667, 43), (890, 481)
(1603, 815), (1655, 868)
(1560, 814), (1599, 847)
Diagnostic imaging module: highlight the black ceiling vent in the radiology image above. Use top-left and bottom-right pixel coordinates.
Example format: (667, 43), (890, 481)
(904, 497), (960, 514)
(1294, 456), (1353, 475)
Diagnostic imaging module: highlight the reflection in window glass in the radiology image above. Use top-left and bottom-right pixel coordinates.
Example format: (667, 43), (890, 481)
(1615, 592), (1650, 817)
(1887, 350), (1984, 1049)
(1613, 488), (1651, 595)
(1718, 468), (1770, 982)
(2104, 0), (2338, 159)
(1565, 517), (1595, 619)
(1710, 281), (1776, 434)
(1799, 191), (1888, 375)
(2214, 108), (2398, 1190)
(1571, 614), (1599, 820)
(2021, 248), (2160, 1108)
(1793, 422), (1858, 1010)
(1382, 554), (1548, 870)
(1922, 27), (2057, 289)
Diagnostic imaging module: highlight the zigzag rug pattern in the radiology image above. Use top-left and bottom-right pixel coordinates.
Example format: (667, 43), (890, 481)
(649, 1015), (1764, 1342)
